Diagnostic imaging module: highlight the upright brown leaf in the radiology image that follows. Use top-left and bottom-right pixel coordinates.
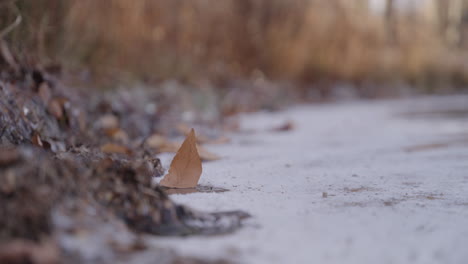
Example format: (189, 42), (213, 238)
(159, 129), (202, 188)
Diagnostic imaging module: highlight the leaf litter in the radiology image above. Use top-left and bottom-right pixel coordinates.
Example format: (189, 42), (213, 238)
(0, 69), (248, 263)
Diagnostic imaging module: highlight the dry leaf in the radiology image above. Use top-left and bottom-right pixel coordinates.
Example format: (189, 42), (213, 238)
(38, 82), (52, 105)
(159, 129), (202, 188)
(0, 239), (60, 264)
(100, 143), (132, 155)
(31, 132), (43, 147)
(47, 98), (63, 119)
(208, 136), (230, 145)
(176, 123), (229, 145)
(223, 117), (240, 132)
(197, 145), (221, 161)
(157, 141), (220, 161)
(271, 120), (295, 132)
(176, 123), (191, 135)
(158, 142), (180, 153)
(77, 110), (87, 131)
(146, 135), (181, 154)
(176, 123), (209, 143)
(146, 134), (169, 149)
(112, 129), (128, 143)
(97, 114), (119, 130)
(404, 142), (449, 153)
(0, 147), (20, 167)
(104, 128), (129, 143)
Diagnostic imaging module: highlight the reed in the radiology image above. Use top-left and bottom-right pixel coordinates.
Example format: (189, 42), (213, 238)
(2, 0), (466, 91)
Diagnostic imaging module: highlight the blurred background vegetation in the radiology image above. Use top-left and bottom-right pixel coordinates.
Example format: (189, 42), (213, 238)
(2, 0), (468, 97)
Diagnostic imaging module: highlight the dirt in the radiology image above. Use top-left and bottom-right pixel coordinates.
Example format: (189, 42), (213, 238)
(156, 97), (467, 263)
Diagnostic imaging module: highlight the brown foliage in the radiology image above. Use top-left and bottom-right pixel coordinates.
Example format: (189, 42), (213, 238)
(4, 0), (467, 90)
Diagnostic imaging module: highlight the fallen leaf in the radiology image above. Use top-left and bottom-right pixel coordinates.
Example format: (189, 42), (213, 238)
(176, 123), (229, 145)
(176, 123), (191, 135)
(31, 132), (43, 147)
(0, 147), (20, 167)
(0, 239), (60, 264)
(159, 129), (202, 188)
(38, 82), (52, 105)
(31, 132), (52, 150)
(158, 141), (180, 153)
(197, 145), (221, 161)
(157, 141), (220, 161)
(146, 134), (169, 149)
(100, 143), (132, 155)
(271, 120), (295, 132)
(208, 136), (230, 145)
(97, 114), (119, 130)
(104, 128), (129, 143)
(223, 117), (241, 132)
(47, 98), (63, 119)
(404, 142), (449, 153)
(77, 110), (87, 131)
(177, 123), (209, 143)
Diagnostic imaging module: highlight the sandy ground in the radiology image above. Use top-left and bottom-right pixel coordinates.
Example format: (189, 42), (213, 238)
(150, 95), (468, 264)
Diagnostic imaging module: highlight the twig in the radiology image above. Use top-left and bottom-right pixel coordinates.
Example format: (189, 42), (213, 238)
(0, 0), (23, 71)
(0, 0), (22, 39)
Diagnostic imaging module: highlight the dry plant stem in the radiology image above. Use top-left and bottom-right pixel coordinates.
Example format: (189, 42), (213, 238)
(0, 0), (22, 71)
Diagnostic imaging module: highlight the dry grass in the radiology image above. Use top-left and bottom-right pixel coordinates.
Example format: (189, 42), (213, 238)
(2, 0), (468, 91)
